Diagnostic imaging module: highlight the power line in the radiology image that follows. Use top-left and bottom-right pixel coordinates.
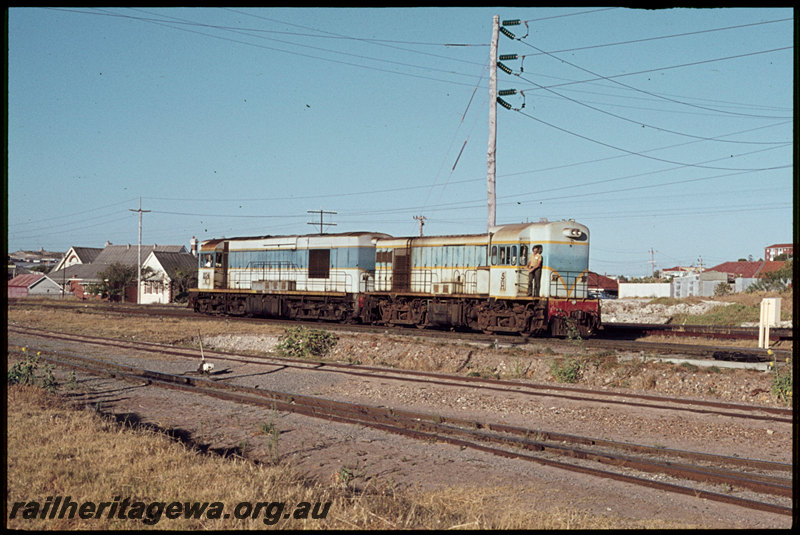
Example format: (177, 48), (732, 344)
(511, 107), (790, 172)
(515, 37), (792, 119)
(513, 71), (788, 145)
(521, 17), (792, 57)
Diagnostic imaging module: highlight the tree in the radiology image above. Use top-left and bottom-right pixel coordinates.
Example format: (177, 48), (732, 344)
(746, 260), (793, 293)
(170, 267), (198, 303)
(714, 282), (731, 296)
(91, 263), (154, 302)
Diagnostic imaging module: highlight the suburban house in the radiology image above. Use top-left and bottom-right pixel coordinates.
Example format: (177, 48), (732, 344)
(7, 273), (64, 298)
(52, 246), (103, 271)
(139, 250), (199, 304)
(47, 243), (194, 303)
(764, 243), (793, 261)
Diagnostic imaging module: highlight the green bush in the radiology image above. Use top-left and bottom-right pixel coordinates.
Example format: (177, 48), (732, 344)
(550, 357), (582, 383)
(8, 351), (57, 392)
(274, 327), (338, 359)
(771, 366), (792, 405)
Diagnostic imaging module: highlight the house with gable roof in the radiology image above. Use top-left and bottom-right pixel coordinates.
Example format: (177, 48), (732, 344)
(48, 243), (193, 303)
(8, 273), (63, 298)
(140, 250), (199, 304)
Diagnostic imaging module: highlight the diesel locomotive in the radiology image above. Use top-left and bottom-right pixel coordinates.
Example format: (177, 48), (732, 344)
(188, 219), (600, 337)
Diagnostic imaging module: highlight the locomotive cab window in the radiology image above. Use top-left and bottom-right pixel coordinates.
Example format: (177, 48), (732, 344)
(520, 245), (528, 266)
(308, 249), (330, 279)
(491, 245), (498, 265)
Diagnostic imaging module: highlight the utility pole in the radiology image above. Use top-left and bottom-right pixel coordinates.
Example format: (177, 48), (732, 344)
(307, 208), (337, 234)
(649, 248), (656, 277)
(486, 14), (499, 232)
(413, 215), (427, 237)
(129, 197), (150, 304)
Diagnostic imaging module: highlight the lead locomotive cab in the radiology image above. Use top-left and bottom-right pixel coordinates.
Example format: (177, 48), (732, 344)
(198, 240), (228, 290)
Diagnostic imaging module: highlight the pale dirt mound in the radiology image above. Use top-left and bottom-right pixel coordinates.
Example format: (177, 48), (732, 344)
(599, 299), (729, 324)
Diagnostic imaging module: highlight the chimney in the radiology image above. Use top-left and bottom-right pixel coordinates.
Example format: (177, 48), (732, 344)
(190, 236), (198, 257)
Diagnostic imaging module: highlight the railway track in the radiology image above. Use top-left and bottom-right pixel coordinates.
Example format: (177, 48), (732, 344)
(7, 299), (792, 363)
(8, 325), (792, 424)
(7, 344), (792, 516)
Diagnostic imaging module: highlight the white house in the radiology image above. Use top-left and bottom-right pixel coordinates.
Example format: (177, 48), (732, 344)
(140, 250), (198, 304)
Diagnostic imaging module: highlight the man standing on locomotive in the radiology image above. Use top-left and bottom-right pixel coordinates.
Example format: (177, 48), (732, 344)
(526, 244), (543, 297)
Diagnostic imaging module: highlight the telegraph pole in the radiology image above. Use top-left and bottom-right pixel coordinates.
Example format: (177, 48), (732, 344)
(307, 208), (337, 234)
(487, 14), (499, 231)
(649, 248), (656, 277)
(413, 215), (427, 237)
(129, 197), (150, 304)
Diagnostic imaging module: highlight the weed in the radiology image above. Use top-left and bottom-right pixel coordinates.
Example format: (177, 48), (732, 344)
(550, 358), (582, 383)
(274, 327), (338, 359)
(510, 358), (530, 378)
(8, 351), (57, 392)
(770, 366), (792, 405)
(260, 421), (276, 435)
(564, 318), (583, 344)
(679, 362), (698, 373)
(67, 370), (78, 390)
(336, 466), (354, 487)
(644, 375), (657, 390)
(467, 367), (499, 379)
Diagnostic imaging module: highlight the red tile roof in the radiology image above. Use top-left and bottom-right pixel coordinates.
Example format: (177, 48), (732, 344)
(706, 261), (786, 279)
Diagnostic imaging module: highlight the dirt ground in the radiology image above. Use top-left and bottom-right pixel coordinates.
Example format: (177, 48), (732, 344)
(7, 305), (793, 529)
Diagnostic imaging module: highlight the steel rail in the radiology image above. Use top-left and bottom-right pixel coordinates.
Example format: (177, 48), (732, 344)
(8, 299), (792, 356)
(9, 325), (792, 425)
(9, 347), (792, 516)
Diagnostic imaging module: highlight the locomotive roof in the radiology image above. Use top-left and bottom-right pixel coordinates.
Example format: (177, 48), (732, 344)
(203, 231), (392, 242)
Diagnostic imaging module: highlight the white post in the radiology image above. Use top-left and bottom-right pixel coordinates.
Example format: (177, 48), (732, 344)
(758, 297), (781, 349)
(129, 198), (150, 305)
(487, 15), (499, 231)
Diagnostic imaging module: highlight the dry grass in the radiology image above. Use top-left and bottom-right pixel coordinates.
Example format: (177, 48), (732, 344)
(8, 301), (287, 346)
(6, 385), (699, 530)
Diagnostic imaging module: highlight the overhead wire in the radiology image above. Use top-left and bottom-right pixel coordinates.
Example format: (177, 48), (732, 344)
(514, 37), (792, 119)
(20, 8), (791, 245)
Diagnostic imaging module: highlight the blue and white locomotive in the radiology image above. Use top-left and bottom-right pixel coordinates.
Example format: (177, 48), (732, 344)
(189, 219), (600, 337)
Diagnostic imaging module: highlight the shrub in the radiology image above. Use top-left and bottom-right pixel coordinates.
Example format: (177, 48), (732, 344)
(770, 366), (792, 405)
(8, 351), (57, 392)
(274, 327), (338, 359)
(550, 357), (582, 383)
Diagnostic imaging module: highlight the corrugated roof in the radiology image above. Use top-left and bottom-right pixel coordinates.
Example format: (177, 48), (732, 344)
(8, 274), (45, 288)
(71, 247), (103, 263)
(47, 264), (107, 282)
(149, 251), (198, 278)
(94, 244), (186, 265)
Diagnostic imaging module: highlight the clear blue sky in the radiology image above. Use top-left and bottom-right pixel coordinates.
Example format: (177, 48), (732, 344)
(7, 7), (794, 276)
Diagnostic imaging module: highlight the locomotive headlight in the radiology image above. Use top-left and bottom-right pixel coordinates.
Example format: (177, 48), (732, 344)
(563, 228), (583, 239)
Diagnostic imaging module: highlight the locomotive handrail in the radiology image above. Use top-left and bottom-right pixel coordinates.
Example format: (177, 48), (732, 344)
(548, 270), (589, 299)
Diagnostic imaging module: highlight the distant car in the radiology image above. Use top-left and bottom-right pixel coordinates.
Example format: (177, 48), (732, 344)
(589, 290), (617, 299)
